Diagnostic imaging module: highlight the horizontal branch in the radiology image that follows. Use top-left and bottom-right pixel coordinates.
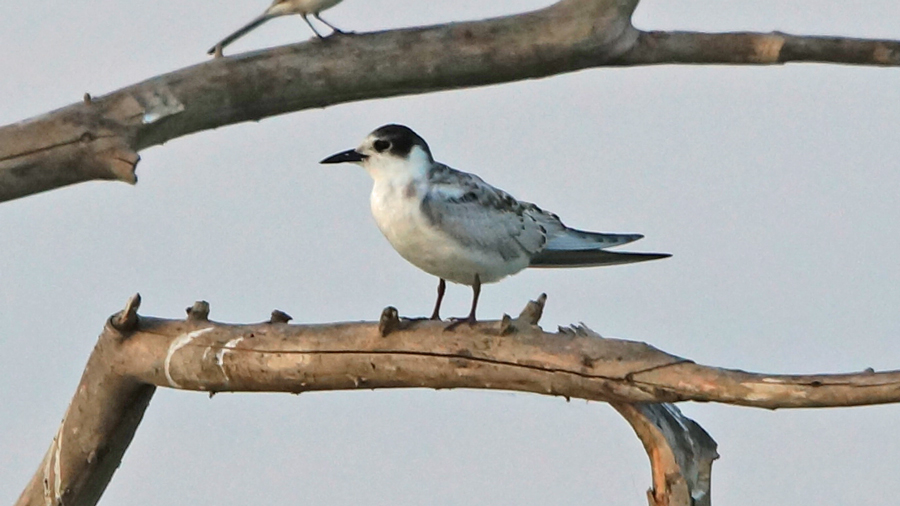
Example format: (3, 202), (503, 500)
(118, 318), (898, 409)
(20, 291), (899, 506)
(2, 0), (899, 202)
(613, 30), (900, 66)
(18, 295), (724, 506)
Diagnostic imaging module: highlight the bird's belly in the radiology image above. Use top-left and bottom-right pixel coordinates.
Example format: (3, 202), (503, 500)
(284, 0), (342, 14)
(370, 190), (527, 285)
(312, 0), (343, 12)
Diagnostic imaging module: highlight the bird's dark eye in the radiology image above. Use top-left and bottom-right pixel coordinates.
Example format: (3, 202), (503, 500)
(373, 140), (391, 152)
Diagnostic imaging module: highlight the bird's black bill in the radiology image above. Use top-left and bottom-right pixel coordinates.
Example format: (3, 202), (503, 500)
(320, 149), (366, 164)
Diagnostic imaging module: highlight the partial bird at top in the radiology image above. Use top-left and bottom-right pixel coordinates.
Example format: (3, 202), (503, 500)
(208, 0), (345, 56)
(320, 124), (670, 328)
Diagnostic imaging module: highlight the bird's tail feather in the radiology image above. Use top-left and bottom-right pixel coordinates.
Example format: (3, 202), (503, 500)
(208, 14), (273, 54)
(544, 229), (643, 251)
(529, 249), (670, 268)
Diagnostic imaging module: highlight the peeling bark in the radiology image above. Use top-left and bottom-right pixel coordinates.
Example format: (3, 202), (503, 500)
(612, 403), (717, 506)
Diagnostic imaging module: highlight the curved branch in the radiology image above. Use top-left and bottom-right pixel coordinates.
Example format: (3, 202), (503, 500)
(0, 0), (638, 202)
(2, 0), (899, 202)
(17, 293), (900, 506)
(612, 403), (717, 506)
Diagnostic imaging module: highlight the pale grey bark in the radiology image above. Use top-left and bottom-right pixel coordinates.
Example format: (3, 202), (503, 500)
(2, 0), (899, 202)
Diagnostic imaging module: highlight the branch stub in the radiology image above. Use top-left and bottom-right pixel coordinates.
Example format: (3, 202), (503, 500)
(186, 301), (210, 321)
(110, 293), (142, 333)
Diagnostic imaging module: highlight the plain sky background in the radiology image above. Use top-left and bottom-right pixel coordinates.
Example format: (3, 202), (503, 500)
(2, 1), (899, 504)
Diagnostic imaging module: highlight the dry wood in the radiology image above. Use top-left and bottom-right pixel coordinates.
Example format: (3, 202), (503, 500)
(613, 30), (900, 66)
(17, 294), (900, 506)
(612, 403), (717, 506)
(2, 0), (899, 202)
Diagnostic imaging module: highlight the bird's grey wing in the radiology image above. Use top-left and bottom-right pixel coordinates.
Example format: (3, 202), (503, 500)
(467, 188), (640, 253)
(422, 165), (547, 259)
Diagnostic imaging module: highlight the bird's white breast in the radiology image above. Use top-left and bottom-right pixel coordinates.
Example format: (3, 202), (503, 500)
(368, 175), (527, 286)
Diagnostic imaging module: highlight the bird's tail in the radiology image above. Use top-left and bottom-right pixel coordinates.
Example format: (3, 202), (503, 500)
(207, 14), (273, 55)
(543, 229), (644, 251)
(529, 249), (670, 268)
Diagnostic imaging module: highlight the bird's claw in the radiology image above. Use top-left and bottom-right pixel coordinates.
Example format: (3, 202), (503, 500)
(444, 316), (477, 331)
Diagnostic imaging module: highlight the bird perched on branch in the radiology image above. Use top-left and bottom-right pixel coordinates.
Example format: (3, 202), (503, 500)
(208, 0), (345, 56)
(321, 125), (670, 328)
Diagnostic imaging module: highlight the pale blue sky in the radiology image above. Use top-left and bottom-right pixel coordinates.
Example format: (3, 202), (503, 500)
(2, 1), (899, 504)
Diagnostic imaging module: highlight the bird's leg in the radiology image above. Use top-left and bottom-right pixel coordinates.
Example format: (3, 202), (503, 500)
(445, 274), (481, 331)
(301, 14), (325, 39)
(430, 278), (446, 320)
(314, 13), (345, 34)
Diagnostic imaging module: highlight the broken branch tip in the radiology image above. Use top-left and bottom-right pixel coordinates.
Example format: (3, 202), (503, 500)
(269, 310), (293, 324)
(378, 306), (401, 337)
(111, 292), (142, 332)
(186, 300), (210, 321)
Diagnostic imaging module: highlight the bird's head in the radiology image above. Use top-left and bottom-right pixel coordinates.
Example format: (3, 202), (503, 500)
(320, 124), (433, 179)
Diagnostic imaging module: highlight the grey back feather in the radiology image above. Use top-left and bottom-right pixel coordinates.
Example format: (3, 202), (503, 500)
(420, 163), (665, 266)
(420, 164), (548, 260)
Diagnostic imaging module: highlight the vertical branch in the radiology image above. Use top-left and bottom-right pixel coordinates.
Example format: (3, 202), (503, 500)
(611, 403), (718, 506)
(16, 296), (155, 506)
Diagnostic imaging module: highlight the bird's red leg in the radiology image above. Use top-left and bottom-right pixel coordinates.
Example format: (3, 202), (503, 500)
(445, 274), (480, 330)
(430, 278), (446, 320)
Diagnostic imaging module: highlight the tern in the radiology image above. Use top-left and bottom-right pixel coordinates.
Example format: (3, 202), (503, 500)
(208, 0), (345, 56)
(321, 124), (670, 328)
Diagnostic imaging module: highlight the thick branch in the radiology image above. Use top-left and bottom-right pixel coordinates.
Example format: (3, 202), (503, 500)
(16, 337), (155, 506)
(94, 317), (900, 408)
(17, 293), (900, 506)
(0, 0), (638, 202)
(3, 0), (899, 202)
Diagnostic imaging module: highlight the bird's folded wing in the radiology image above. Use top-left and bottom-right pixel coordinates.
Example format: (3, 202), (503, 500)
(422, 167), (548, 259)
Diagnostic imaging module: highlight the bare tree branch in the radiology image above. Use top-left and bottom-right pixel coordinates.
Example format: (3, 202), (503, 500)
(2, 0), (899, 202)
(612, 403), (717, 506)
(17, 293), (900, 506)
(613, 31), (900, 66)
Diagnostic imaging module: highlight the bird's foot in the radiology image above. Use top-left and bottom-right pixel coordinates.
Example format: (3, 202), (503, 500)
(321, 30), (353, 40)
(399, 316), (431, 322)
(444, 316), (477, 331)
